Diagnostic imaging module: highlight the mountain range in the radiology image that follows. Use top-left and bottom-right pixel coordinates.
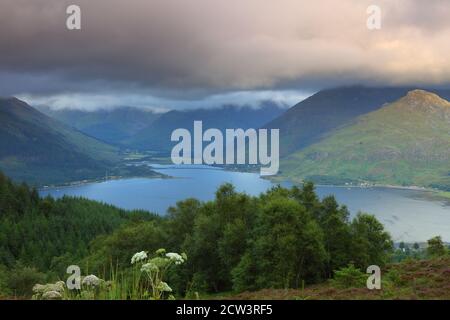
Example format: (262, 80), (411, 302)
(2, 87), (450, 190)
(0, 98), (121, 184)
(37, 106), (160, 145)
(124, 102), (285, 152)
(266, 86), (450, 157)
(39, 102), (285, 153)
(279, 90), (450, 190)
(0, 98), (284, 185)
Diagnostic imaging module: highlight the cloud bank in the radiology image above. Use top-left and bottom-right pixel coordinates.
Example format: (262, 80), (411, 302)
(1, 0), (450, 108)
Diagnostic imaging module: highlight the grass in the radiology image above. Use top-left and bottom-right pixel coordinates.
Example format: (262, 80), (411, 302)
(438, 191), (450, 200)
(219, 257), (450, 300)
(11, 256), (450, 300)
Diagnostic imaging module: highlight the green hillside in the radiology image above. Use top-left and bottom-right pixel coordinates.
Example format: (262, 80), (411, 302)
(266, 87), (416, 156)
(0, 170), (157, 297)
(0, 97), (121, 185)
(280, 90), (450, 190)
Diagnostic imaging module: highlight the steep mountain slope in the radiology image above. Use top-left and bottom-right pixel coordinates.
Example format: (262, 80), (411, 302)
(0, 97), (121, 184)
(280, 90), (450, 189)
(266, 87), (450, 157)
(38, 106), (160, 145)
(126, 102), (285, 152)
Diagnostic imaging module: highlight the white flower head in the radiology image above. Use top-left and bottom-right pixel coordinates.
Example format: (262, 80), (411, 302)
(166, 252), (185, 265)
(82, 274), (102, 287)
(42, 290), (63, 300)
(33, 281), (66, 298)
(131, 251), (148, 264)
(32, 284), (46, 294)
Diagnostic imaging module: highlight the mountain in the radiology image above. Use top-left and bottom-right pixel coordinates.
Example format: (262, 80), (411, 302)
(280, 90), (450, 190)
(37, 106), (160, 145)
(0, 97), (121, 185)
(266, 86), (450, 157)
(125, 102), (285, 152)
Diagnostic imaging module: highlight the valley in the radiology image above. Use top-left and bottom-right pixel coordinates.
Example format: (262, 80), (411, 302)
(1, 86), (450, 301)
(3, 86), (449, 192)
(2, 0), (450, 303)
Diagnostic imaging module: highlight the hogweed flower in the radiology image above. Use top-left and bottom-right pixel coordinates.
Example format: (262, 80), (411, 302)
(166, 252), (185, 265)
(82, 274), (102, 288)
(141, 262), (159, 274)
(130, 248), (184, 300)
(131, 251), (148, 264)
(42, 290), (63, 300)
(149, 256), (170, 268)
(32, 284), (46, 294)
(33, 281), (66, 298)
(157, 281), (173, 292)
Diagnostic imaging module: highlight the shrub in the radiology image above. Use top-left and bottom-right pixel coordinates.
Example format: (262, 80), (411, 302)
(7, 265), (46, 297)
(330, 264), (367, 289)
(0, 264), (12, 297)
(427, 236), (447, 258)
(385, 268), (406, 287)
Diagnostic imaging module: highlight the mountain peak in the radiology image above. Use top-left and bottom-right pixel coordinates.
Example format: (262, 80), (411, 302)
(401, 89), (450, 107)
(0, 96), (19, 104)
(0, 97), (30, 109)
(0, 97), (43, 119)
(407, 89), (433, 95)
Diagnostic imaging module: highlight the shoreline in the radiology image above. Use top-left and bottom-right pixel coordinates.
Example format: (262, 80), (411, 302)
(40, 172), (171, 190)
(314, 183), (429, 192)
(265, 175), (442, 192)
(40, 164), (449, 202)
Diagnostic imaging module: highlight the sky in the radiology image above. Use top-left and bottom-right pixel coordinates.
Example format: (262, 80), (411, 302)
(1, 0), (450, 111)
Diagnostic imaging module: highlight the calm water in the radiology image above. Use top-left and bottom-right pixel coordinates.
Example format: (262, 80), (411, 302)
(40, 164), (450, 242)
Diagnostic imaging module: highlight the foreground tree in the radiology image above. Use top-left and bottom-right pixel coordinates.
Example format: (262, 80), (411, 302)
(349, 213), (393, 268)
(183, 184), (255, 292)
(427, 236), (447, 257)
(316, 196), (352, 278)
(232, 197), (326, 291)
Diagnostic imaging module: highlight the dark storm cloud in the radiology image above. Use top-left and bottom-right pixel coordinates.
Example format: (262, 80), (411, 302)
(1, 0), (450, 106)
